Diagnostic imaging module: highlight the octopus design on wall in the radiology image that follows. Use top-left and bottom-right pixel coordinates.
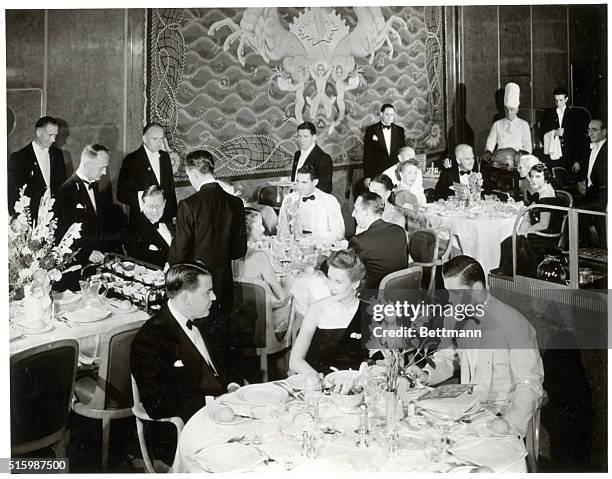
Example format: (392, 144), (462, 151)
(147, 7), (446, 180)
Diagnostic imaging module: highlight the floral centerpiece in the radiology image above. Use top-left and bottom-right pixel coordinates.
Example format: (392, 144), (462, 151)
(9, 188), (81, 322)
(468, 171), (483, 202)
(278, 195), (301, 239)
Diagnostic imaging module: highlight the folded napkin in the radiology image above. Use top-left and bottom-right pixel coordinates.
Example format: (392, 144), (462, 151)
(450, 436), (526, 470)
(417, 391), (480, 420)
(543, 130), (563, 160)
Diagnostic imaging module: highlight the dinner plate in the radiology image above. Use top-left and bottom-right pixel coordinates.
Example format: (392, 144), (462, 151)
(14, 321), (54, 335)
(106, 299), (138, 315)
(209, 409), (251, 426)
(285, 374), (308, 391)
(64, 307), (111, 323)
(236, 384), (288, 406)
(470, 420), (515, 437)
(193, 443), (264, 473)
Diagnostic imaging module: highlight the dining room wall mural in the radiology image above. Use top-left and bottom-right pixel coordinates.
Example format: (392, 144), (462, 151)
(146, 6), (446, 180)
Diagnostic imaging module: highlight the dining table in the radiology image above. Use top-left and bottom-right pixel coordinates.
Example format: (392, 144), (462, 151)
(9, 290), (149, 363)
(415, 198), (525, 277)
(173, 377), (528, 473)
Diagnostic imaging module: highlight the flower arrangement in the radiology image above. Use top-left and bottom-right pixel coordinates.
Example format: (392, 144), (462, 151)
(278, 195), (301, 238)
(468, 171), (483, 200)
(9, 187), (81, 299)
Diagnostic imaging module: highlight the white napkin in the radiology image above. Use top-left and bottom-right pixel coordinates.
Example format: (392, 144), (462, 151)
(450, 436), (526, 470)
(418, 392), (479, 419)
(543, 130), (563, 160)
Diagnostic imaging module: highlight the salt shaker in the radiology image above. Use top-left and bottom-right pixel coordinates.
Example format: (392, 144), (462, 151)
(307, 433), (317, 459)
(301, 431), (309, 456)
(358, 403), (369, 434)
(407, 400), (416, 417)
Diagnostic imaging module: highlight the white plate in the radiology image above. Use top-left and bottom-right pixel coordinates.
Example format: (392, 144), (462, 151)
(470, 420), (515, 437)
(285, 374), (308, 390)
(14, 321), (54, 335)
(235, 384), (288, 406)
(106, 299), (138, 315)
(209, 409), (251, 426)
(64, 307), (111, 323)
(193, 443), (264, 473)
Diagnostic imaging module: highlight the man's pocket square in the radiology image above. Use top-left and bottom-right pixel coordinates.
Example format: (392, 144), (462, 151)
(149, 244), (160, 251)
(173, 360), (184, 367)
(76, 203), (85, 209)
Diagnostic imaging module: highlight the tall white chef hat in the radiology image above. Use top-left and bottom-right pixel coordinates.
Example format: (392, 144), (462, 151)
(504, 82), (520, 108)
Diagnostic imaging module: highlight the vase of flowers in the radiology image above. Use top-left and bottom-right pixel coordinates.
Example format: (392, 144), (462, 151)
(468, 171), (483, 204)
(9, 188), (81, 326)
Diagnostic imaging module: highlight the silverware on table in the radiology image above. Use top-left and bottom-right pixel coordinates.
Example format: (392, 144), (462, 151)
(274, 381), (304, 401)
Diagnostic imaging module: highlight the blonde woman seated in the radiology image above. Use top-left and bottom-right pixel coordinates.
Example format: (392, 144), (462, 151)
(394, 158), (427, 208)
(289, 249), (369, 375)
(233, 211), (291, 368)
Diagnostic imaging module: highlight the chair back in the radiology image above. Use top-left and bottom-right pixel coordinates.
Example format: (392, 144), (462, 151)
(379, 265), (423, 303)
(552, 167), (570, 188)
(100, 324), (142, 410)
(232, 278), (270, 349)
(408, 229), (439, 265)
(11, 339), (78, 447)
(257, 186), (281, 209)
(555, 190), (573, 208)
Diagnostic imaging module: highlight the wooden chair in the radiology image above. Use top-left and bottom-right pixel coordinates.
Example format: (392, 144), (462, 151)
(72, 323), (142, 469)
(378, 265), (423, 303)
(11, 339), (78, 458)
(525, 392), (548, 472)
(532, 190), (573, 249)
(408, 228), (453, 292)
(131, 376), (184, 473)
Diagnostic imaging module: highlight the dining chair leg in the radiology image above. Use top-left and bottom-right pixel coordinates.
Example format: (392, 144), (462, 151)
(52, 428), (68, 459)
(101, 416), (111, 469)
(258, 348), (269, 383)
(135, 418), (156, 473)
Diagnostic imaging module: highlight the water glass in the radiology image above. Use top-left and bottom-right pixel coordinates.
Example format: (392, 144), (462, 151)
(304, 373), (321, 409)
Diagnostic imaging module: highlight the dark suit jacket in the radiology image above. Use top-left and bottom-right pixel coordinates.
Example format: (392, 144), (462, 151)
(363, 122), (406, 179)
(433, 164), (492, 201)
(583, 141), (607, 211)
(117, 146), (177, 220)
(291, 144), (333, 194)
(349, 219), (408, 290)
(131, 304), (239, 422)
(54, 174), (121, 265)
(168, 183), (247, 313)
(8, 142), (66, 219)
(540, 107), (589, 163)
(124, 212), (174, 268)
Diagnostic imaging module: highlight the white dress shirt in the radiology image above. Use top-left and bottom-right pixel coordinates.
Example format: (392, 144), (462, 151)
(169, 300), (218, 376)
(485, 117), (532, 153)
(158, 223), (173, 245)
(76, 171), (97, 212)
(587, 139), (606, 187)
(556, 106), (566, 129)
(32, 141), (51, 187)
(382, 125), (392, 156)
(279, 188), (344, 243)
(296, 143), (316, 172)
(144, 145), (162, 185)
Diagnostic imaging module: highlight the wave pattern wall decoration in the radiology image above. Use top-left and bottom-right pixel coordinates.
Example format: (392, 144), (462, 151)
(146, 6), (446, 180)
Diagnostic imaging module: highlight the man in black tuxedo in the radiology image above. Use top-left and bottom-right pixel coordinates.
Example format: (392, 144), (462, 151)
(54, 144), (120, 266)
(168, 150), (247, 318)
(124, 185), (174, 268)
(131, 262), (242, 423)
(117, 122), (177, 221)
(577, 119), (607, 213)
(362, 103), (406, 190)
(8, 116), (67, 220)
(290, 122), (333, 194)
(539, 87), (589, 173)
(434, 144), (491, 201)
(349, 192), (408, 290)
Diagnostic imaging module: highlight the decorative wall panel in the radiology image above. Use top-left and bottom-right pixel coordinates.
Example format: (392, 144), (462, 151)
(146, 7), (447, 180)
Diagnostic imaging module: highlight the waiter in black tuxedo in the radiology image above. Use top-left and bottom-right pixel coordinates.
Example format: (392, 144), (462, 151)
(131, 262), (243, 423)
(539, 87), (589, 173)
(54, 144), (121, 289)
(290, 122), (333, 194)
(8, 116), (67, 220)
(168, 150), (247, 319)
(361, 103), (406, 191)
(434, 144), (492, 201)
(117, 122), (177, 221)
(124, 185), (174, 268)
(577, 119), (607, 212)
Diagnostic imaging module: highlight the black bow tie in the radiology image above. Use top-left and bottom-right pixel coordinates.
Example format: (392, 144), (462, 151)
(302, 194), (315, 202)
(186, 317), (204, 331)
(382, 124), (391, 130)
(459, 170), (471, 176)
(527, 192), (540, 204)
(83, 180), (97, 190)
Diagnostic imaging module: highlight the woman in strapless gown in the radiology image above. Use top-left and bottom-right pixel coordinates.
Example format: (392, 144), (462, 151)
(289, 249), (369, 376)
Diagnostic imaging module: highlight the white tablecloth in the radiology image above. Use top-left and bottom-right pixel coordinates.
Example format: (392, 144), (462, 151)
(421, 212), (516, 276)
(9, 300), (148, 360)
(174, 386), (527, 473)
